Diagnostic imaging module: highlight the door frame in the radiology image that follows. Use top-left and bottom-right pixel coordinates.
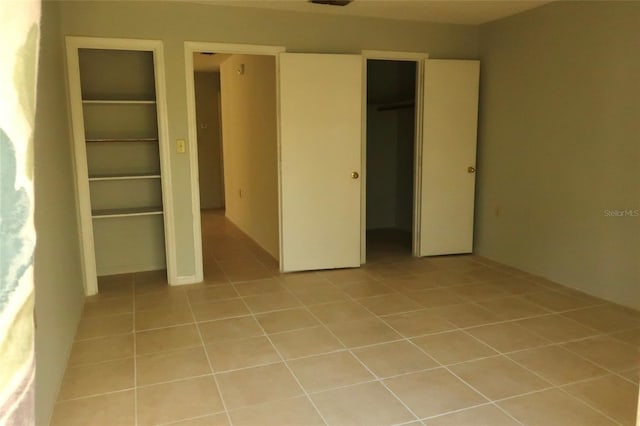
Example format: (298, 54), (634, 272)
(65, 36), (176, 296)
(360, 50), (429, 263)
(184, 42), (285, 280)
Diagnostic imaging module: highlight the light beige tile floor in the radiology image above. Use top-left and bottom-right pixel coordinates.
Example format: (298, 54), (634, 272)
(52, 211), (640, 425)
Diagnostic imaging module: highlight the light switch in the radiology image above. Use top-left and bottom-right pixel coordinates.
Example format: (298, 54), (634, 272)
(176, 139), (186, 154)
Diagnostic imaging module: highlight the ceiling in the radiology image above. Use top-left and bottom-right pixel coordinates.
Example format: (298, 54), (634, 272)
(193, 52), (231, 71)
(198, 0), (552, 25)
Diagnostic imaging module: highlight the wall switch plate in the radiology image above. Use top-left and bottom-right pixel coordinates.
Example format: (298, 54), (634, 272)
(177, 139), (186, 154)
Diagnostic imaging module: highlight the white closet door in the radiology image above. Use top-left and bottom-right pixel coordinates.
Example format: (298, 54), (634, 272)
(419, 59), (480, 256)
(279, 53), (362, 272)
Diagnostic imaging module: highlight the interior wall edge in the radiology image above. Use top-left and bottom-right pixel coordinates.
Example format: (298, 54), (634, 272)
(33, 1), (86, 424)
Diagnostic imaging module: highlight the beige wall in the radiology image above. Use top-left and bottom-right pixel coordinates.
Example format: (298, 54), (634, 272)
(476, 1), (640, 309)
(220, 55), (279, 258)
(34, 1), (85, 423)
(195, 71), (224, 210)
(57, 0), (478, 278)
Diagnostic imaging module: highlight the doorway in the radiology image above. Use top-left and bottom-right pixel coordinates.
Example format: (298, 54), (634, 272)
(193, 52), (226, 210)
(365, 59), (419, 262)
(186, 47), (478, 278)
(186, 43), (283, 281)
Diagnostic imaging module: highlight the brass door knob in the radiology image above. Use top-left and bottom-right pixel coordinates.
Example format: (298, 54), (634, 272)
(468, 166), (476, 173)
(351, 171), (359, 179)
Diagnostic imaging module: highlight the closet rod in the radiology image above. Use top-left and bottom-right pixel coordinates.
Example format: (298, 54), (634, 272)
(377, 102), (415, 112)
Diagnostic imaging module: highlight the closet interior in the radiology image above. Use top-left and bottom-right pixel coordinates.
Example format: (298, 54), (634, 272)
(78, 48), (167, 278)
(365, 59), (418, 259)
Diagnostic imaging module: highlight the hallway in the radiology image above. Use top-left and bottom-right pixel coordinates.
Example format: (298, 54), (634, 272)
(52, 212), (639, 425)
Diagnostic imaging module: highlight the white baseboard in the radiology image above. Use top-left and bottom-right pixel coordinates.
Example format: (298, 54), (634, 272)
(170, 274), (203, 286)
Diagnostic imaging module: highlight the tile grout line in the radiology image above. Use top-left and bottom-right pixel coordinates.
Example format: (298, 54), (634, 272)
(457, 326), (626, 425)
(555, 387), (625, 425)
(131, 274), (138, 426)
(559, 337), (639, 377)
(58, 347), (629, 406)
(299, 316), (422, 422)
(107, 260), (635, 328)
(615, 368), (639, 386)
(267, 270), (433, 421)
(193, 256), (238, 426)
(75, 300), (631, 346)
(320, 274), (526, 426)
(77, 286), (635, 380)
(56, 386), (137, 404)
(437, 331), (541, 426)
(156, 411), (225, 426)
(380, 318), (522, 425)
(67, 298), (632, 421)
(283, 267), (637, 425)
(417, 400), (515, 423)
(67, 217), (639, 425)
(391, 276), (628, 425)
(229, 286), (332, 426)
(282, 276), (429, 424)
(319, 252), (637, 423)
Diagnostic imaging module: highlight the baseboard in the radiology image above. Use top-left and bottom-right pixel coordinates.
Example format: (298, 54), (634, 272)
(170, 273), (202, 286)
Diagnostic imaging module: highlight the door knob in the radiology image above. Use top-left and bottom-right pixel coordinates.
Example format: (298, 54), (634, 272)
(467, 166), (476, 173)
(351, 171), (359, 179)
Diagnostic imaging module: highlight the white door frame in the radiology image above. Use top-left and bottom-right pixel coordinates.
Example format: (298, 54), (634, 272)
(184, 42), (285, 280)
(65, 36), (177, 295)
(360, 50), (429, 263)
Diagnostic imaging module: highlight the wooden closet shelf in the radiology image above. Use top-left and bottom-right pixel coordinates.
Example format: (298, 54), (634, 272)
(89, 173), (161, 181)
(82, 99), (156, 105)
(376, 100), (415, 112)
(85, 138), (158, 143)
(92, 207), (164, 219)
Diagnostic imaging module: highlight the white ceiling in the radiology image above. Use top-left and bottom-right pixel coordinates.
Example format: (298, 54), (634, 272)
(199, 0), (551, 25)
(193, 52), (231, 71)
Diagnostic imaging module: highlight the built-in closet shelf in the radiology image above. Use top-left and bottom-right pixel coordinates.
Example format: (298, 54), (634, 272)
(88, 173), (161, 181)
(92, 207), (164, 219)
(82, 99), (156, 105)
(70, 43), (168, 281)
(85, 138), (159, 143)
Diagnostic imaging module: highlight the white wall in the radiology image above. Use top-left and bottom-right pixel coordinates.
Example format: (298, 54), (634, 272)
(194, 71), (224, 209)
(220, 54), (279, 259)
(34, 2), (85, 423)
(57, 0), (479, 279)
(476, 1), (640, 309)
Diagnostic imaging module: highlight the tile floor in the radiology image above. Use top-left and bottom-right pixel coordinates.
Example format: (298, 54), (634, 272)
(52, 211), (639, 425)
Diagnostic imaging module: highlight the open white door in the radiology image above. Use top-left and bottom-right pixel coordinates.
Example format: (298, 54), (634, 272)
(419, 59), (480, 256)
(279, 53), (362, 272)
